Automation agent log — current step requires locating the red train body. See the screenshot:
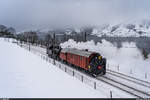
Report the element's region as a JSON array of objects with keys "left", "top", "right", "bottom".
[{"left": 59, "top": 48, "right": 106, "bottom": 75}]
